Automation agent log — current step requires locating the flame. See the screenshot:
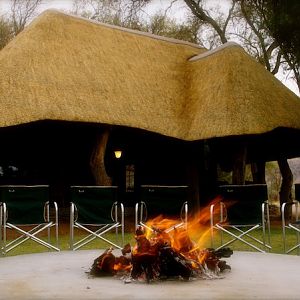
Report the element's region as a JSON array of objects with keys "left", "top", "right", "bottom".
[
  {"left": 113, "top": 263, "right": 131, "bottom": 272},
  {"left": 93, "top": 197, "right": 232, "bottom": 278},
  {"left": 134, "top": 196, "right": 227, "bottom": 267}
]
